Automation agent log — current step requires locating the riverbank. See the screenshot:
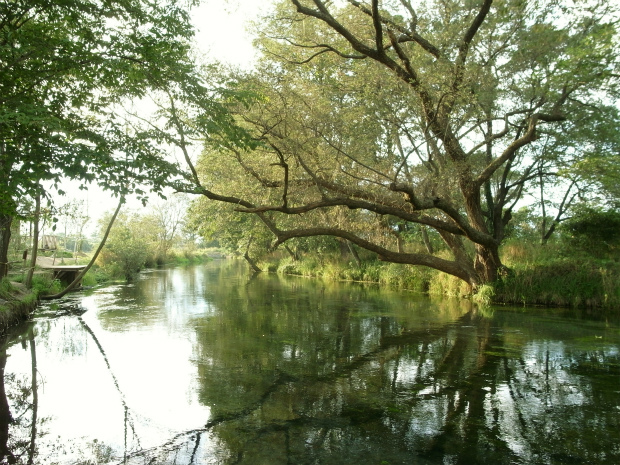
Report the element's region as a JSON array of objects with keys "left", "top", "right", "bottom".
[
  {"left": 260, "top": 250, "right": 620, "bottom": 310},
  {"left": 0, "top": 280, "right": 38, "bottom": 335},
  {"left": 0, "top": 255, "right": 80, "bottom": 334}
]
